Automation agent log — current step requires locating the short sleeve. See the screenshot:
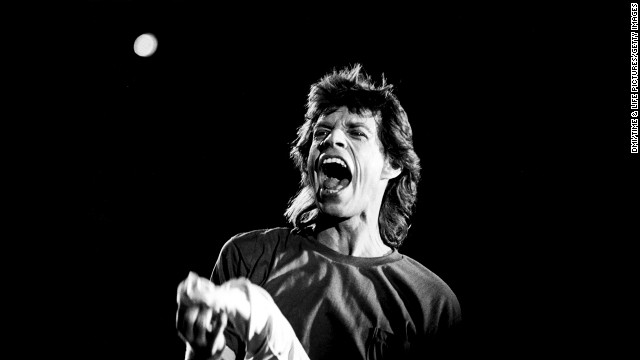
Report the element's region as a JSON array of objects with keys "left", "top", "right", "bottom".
[
  {"left": 207, "top": 229, "right": 286, "bottom": 359},
  {"left": 212, "top": 235, "right": 249, "bottom": 285},
  {"left": 210, "top": 238, "right": 247, "bottom": 358}
]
